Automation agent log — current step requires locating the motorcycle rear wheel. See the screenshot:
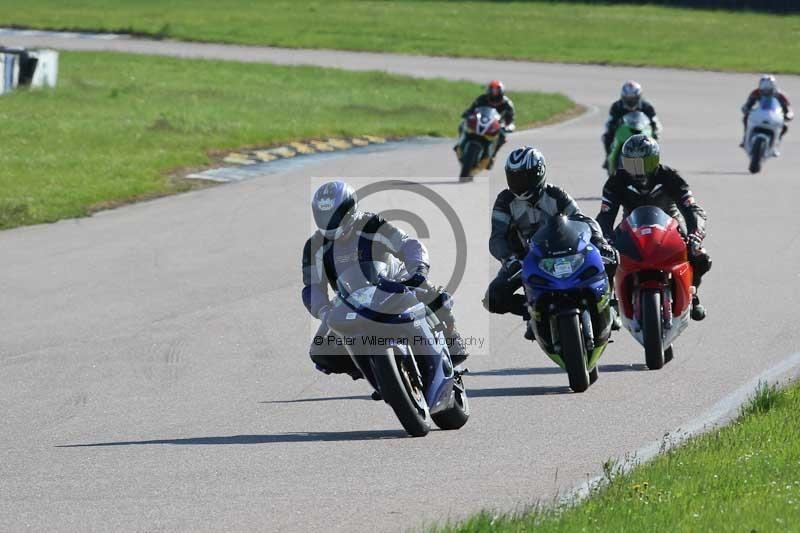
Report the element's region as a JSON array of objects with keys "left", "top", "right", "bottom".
[
  {"left": 642, "top": 289, "right": 665, "bottom": 370},
  {"left": 558, "top": 313, "right": 590, "bottom": 393},
  {"left": 372, "top": 350, "right": 431, "bottom": 437}
]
